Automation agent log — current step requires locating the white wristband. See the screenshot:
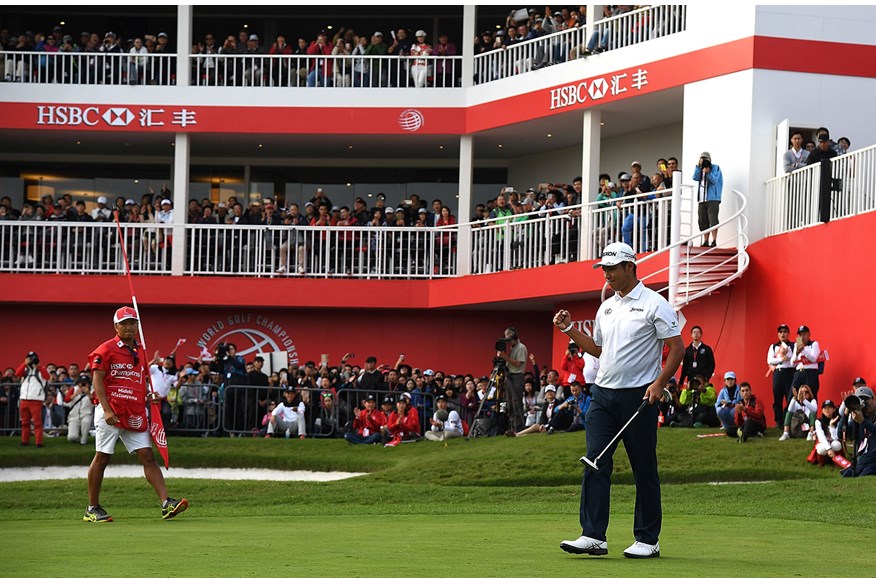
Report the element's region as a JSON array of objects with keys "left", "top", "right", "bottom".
[{"left": 559, "top": 323, "right": 574, "bottom": 333}]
